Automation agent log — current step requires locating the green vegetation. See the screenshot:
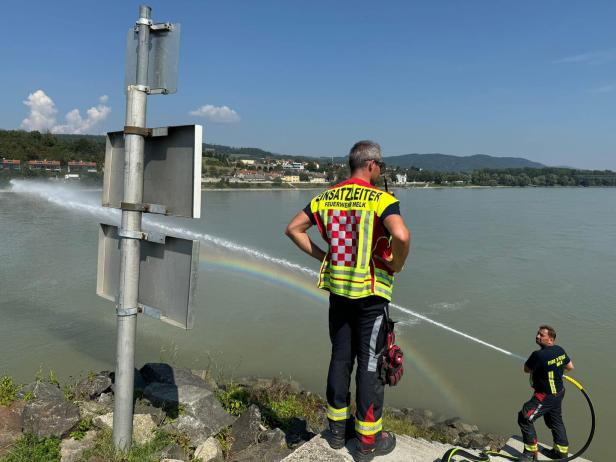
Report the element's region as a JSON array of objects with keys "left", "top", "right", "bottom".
[
  {"left": 78, "top": 428, "right": 181, "bottom": 462},
  {"left": 381, "top": 409, "right": 447, "bottom": 441},
  {"left": 0, "top": 130, "right": 103, "bottom": 164},
  {"left": 216, "top": 379, "right": 325, "bottom": 433},
  {"left": 397, "top": 166, "right": 616, "bottom": 187},
  {"left": 0, "top": 434, "right": 61, "bottom": 462},
  {"left": 0, "top": 376, "right": 20, "bottom": 406},
  {"left": 69, "top": 419, "right": 93, "bottom": 441}
]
